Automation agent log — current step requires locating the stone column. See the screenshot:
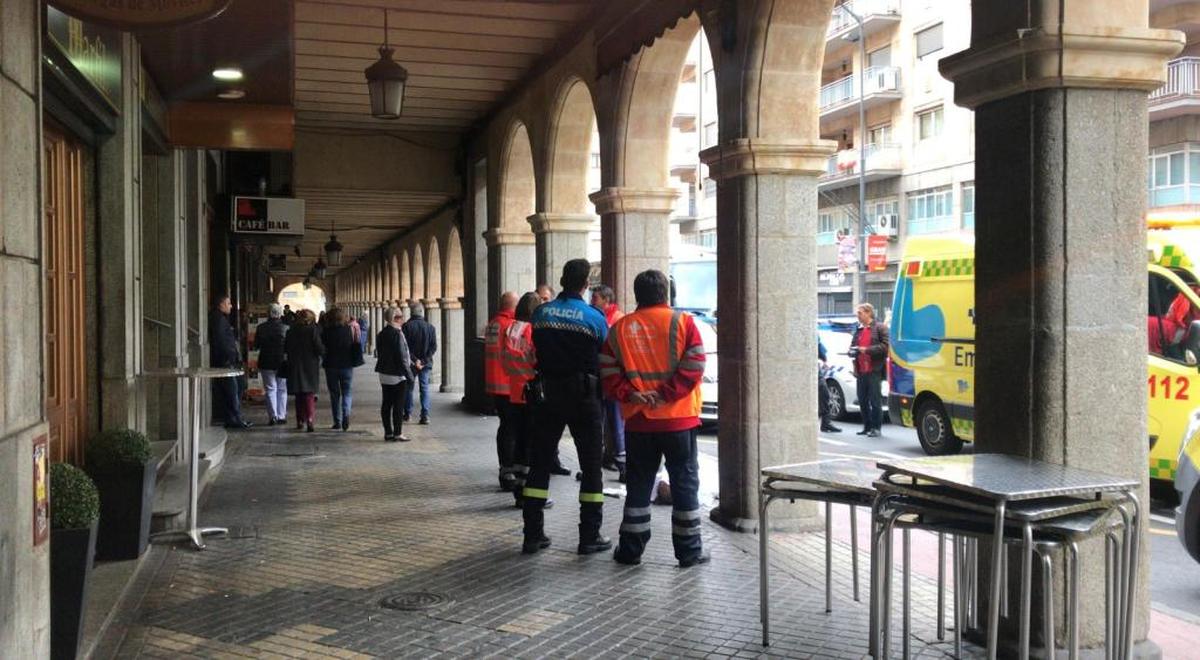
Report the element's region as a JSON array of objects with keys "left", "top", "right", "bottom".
[
  {"left": 398, "top": 299, "right": 410, "bottom": 322},
  {"left": 484, "top": 227, "right": 536, "bottom": 302},
  {"left": 939, "top": 4, "right": 1181, "bottom": 652},
  {"left": 699, "top": 141, "right": 834, "bottom": 531},
  {"left": 439, "top": 298, "right": 465, "bottom": 393},
  {"left": 373, "top": 304, "right": 384, "bottom": 353},
  {"left": 528, "top": 212, "right": 596, "bottom": 288},
  {"left": 98, "top": 34, "right": 146, "bottom": 432},
  {"left": 422, "top": 299, "right": 442, "bottom": 388},
  {"left": 588, "top": 188, "right": 676, "bottom": 310}
]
